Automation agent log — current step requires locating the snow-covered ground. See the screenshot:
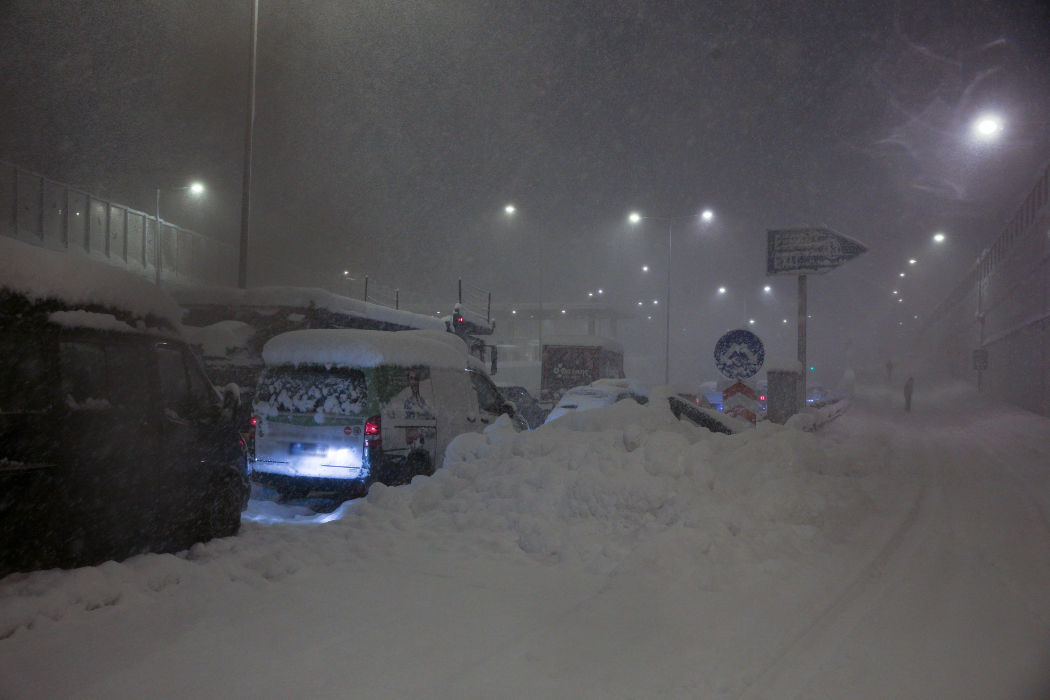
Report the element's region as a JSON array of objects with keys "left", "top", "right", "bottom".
[{"left": 2, "top": 378, "right": 1050, "bottom": 699}]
